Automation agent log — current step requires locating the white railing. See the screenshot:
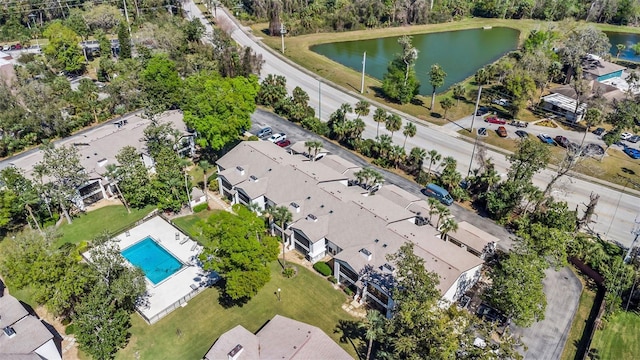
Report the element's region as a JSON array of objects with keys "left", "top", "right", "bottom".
[{"left": 137, "top": 286, "right": 207, "bottom": 325}]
